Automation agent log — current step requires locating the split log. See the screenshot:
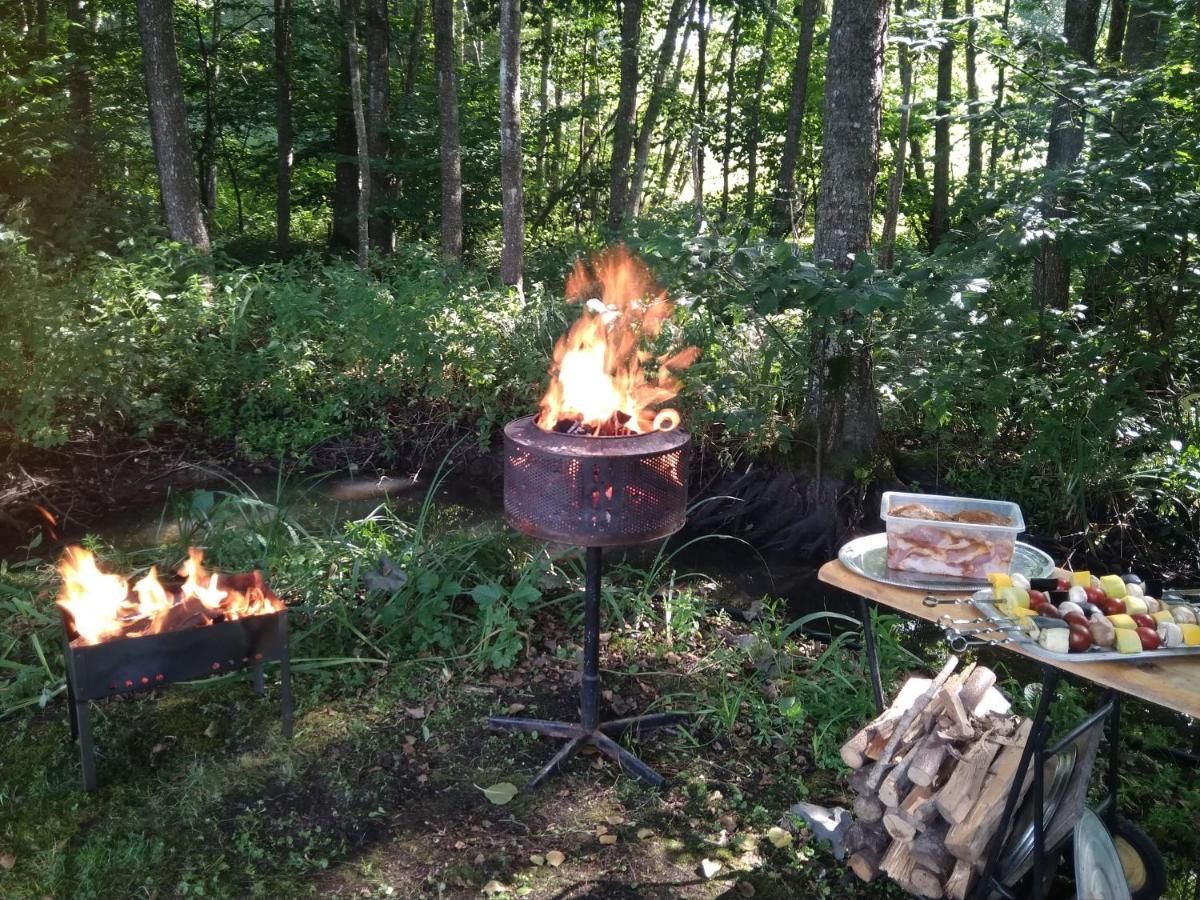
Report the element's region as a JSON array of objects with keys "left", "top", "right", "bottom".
[
  {"left": 866, "top": 656, "right": 959, "bottom": 791},
  {"left": 882, "top": 807, "right": 921, "bottom": 842},
  {"left": 840, "top": 677, "right": 933, "bottom": 768},
  {"left": 907, "top": 737, "right": 949, "bottom": 788},
  {"left": 958, "top": 665, "right": 996, "bottom": 712},
  {"left": 900, "top": 783, "right": 940, "bottom": 826},
  {"left": 849, "top": 849, "right": 883, "bottom": 882},
  {"left": 945, "top": 859, "right": 976, "bottom": 900},
  {"left": 935, "top": 727, "right": 1006, "bottom": 825},
  {"left": 880, "top": 838, "right": 919, "bottom": 891},
  {"left": 911, "top": 821, "right": 955, "bottom": 877},
  {"left": 944, "top": 719, "right": 1034, "bottom": 860},
  {"left": 878, "top": 739, "right": 923, "bottom": 807},
  {"left": 973, "top": 685, "right": 1012, "bottom": 717}
]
